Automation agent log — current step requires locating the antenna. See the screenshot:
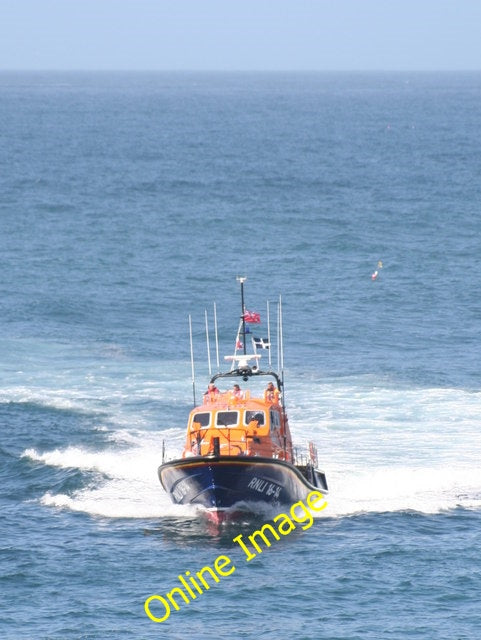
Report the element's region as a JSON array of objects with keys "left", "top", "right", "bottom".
[
  {"left": 279, "top": 294, "right": 284, "bottom": 380},
  {"left": 189, "top": 315, "right": 196, "bottom": 406},
  {"left": 278, "top": 294, "right": 287, "bottom": 458},
  {"left": 266, "top": 300, "right": 272, "bottom": 368},
  {"left": 213, "top": 302, "right": 220, "bottom": 371},
  {"left": 276, "top": 300, "right": 281, "bottom": 373},
  {"left": 205, "top": 309, "right": 212, "bottom": 376}
]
